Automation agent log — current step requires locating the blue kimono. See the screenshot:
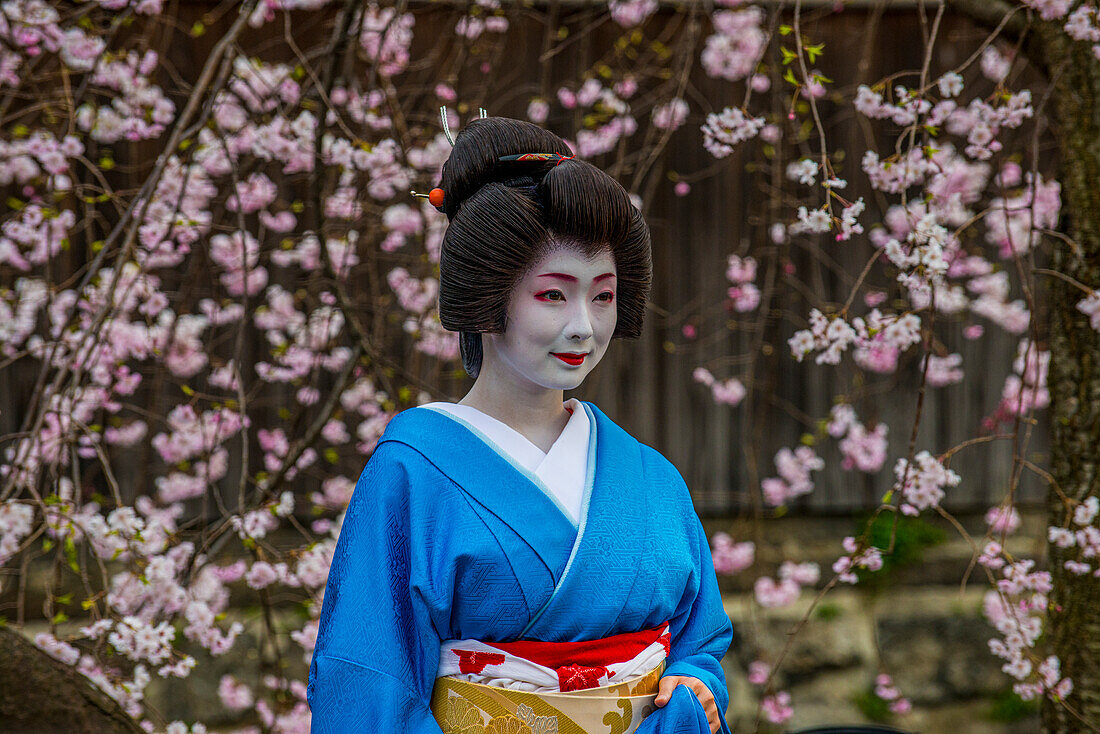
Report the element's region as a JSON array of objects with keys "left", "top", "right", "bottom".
[{"left": 307, "top": 401, "right": 732, "bottom": 733}]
